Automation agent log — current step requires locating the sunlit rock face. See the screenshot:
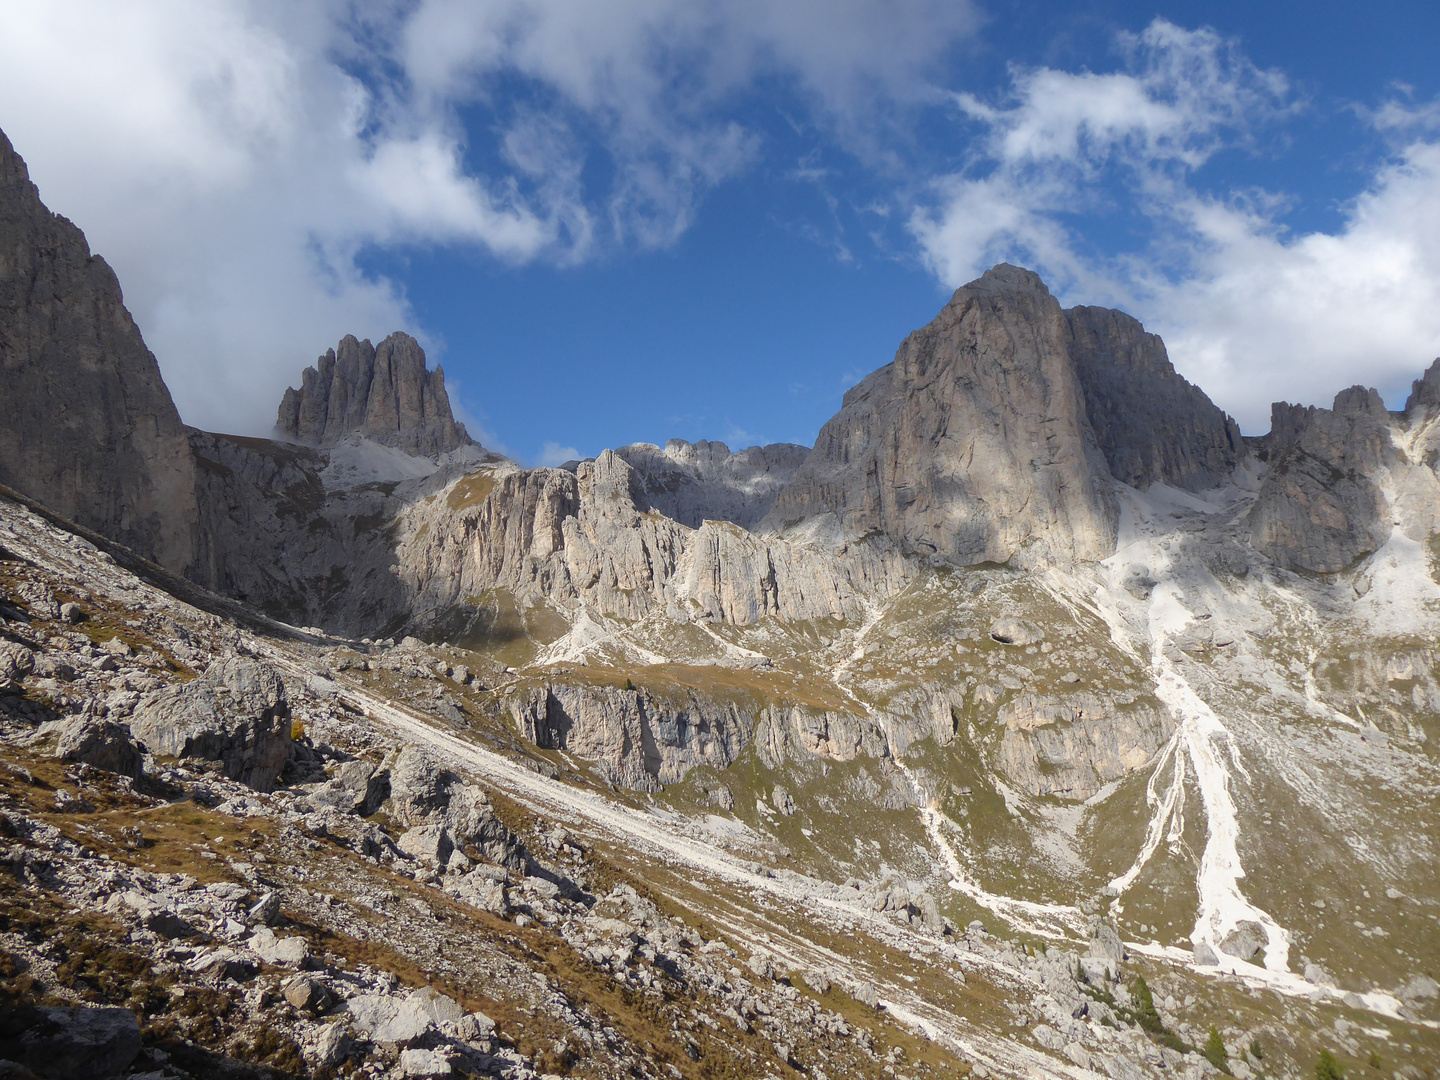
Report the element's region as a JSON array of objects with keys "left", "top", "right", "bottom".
[
  {"left": 276, "top": 331, "right": 471, "bottom": 459},
  {"left": 762, "top": 265, "right": 1120, "bottom": 566}
]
